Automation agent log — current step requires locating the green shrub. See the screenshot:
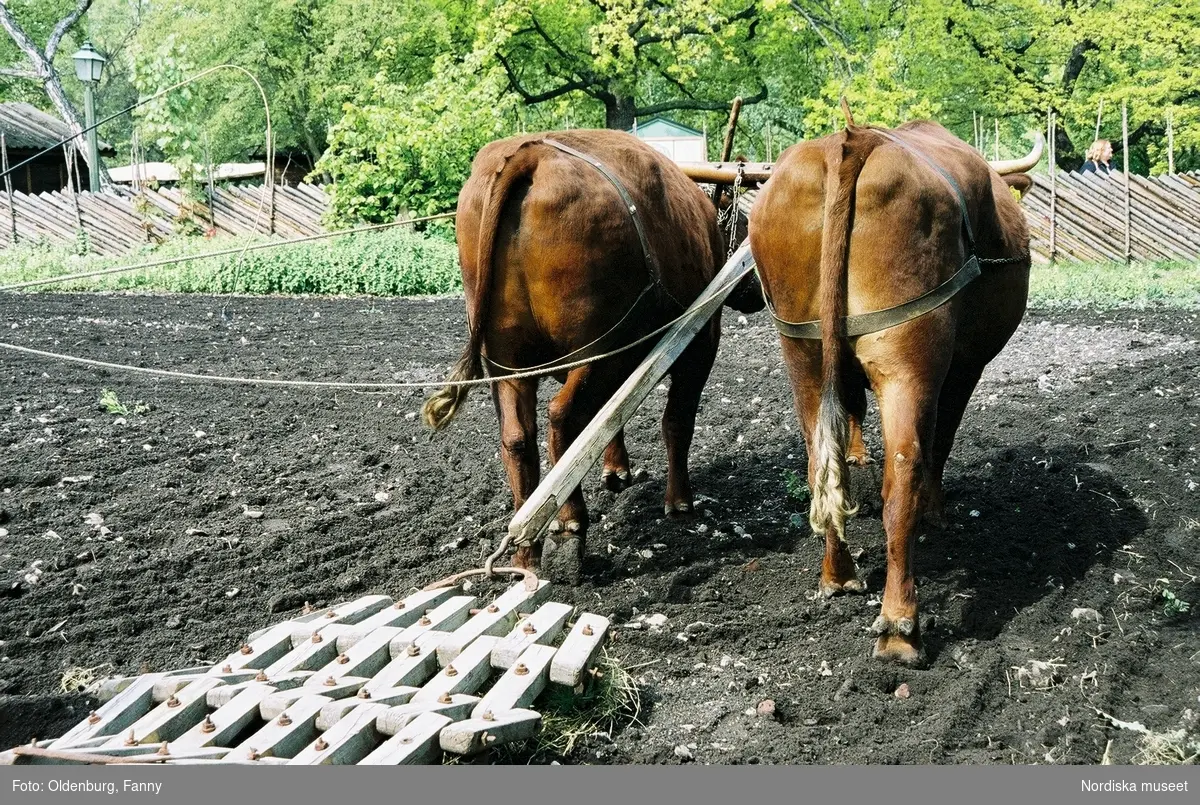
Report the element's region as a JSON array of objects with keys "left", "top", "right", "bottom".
[
  {"left": 0, "top": 228, "right": 461, "bottom": 297},
  {"left": 1029, "top": 260, "right": 1200, "bottom": 309}
]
